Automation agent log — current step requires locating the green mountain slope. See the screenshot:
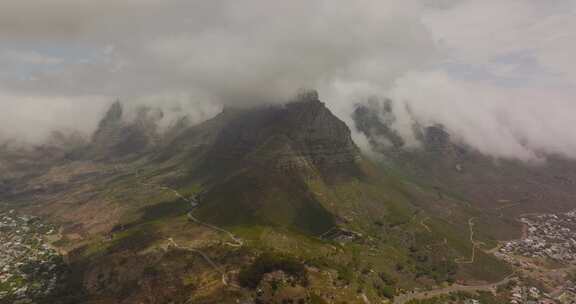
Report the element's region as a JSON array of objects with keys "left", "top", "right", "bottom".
[{"left": 0, "top": 93, "right": 514, "bottom": 304}]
